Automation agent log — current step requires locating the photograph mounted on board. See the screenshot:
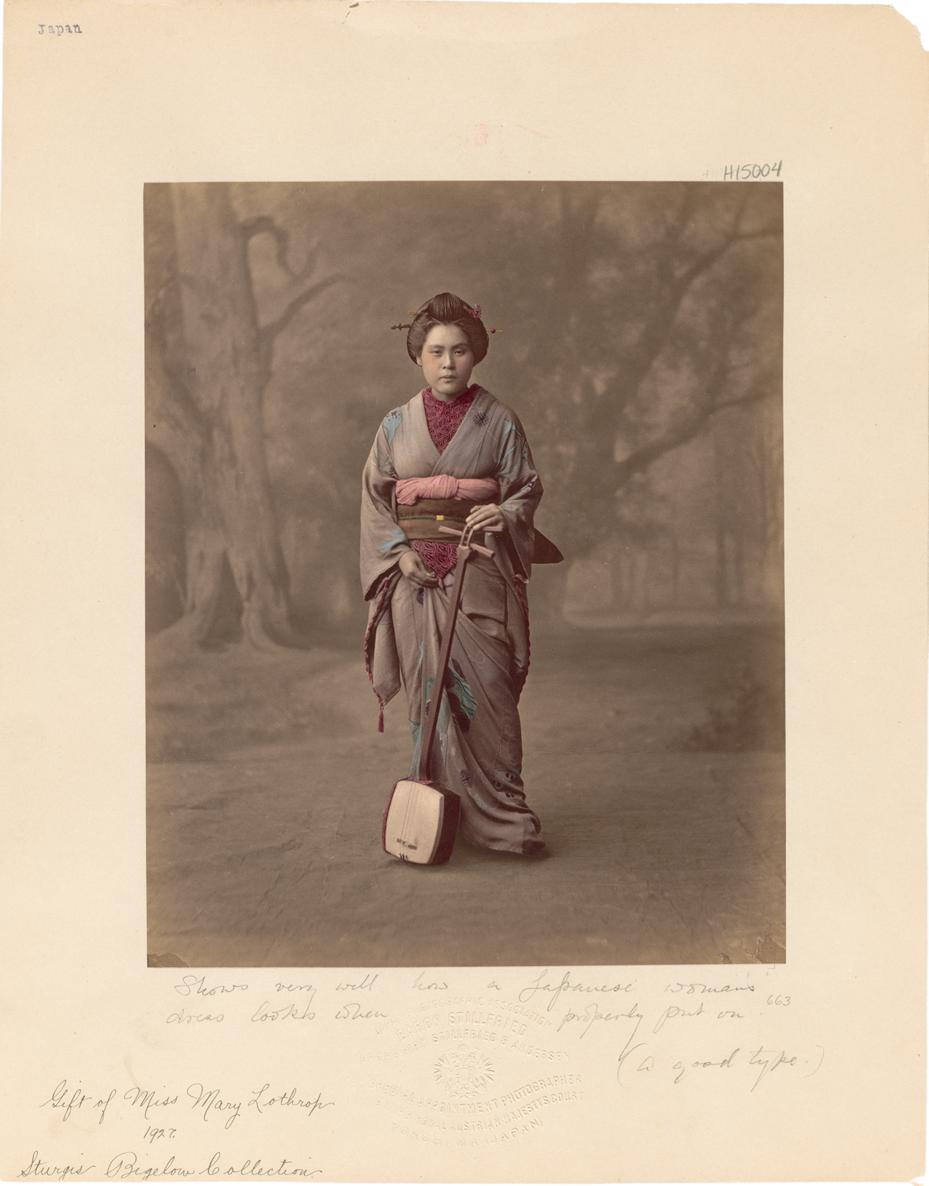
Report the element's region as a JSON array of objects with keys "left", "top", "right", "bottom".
[{"left": 145, "top": 180, "right": 784, "bottom": 969}]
